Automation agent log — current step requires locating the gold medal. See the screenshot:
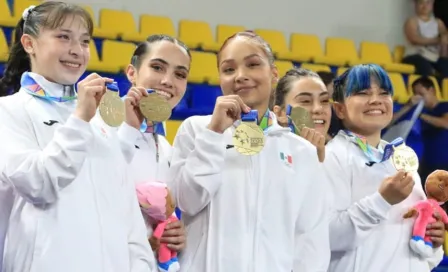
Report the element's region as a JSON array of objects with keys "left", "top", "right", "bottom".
[
  {"left": 232, "top": 122, "right": 265, "bottom": 155},
  {"left": 288, "top": 106, "right": 314, "bottom": 135},
  {"left": 391, "top": 144, "right": 419, "bottom": 172},
  {"left": 139, "top": 92, "right": 172, "bottom": 122},
  {"left": 99, "top": 89, "right": 125, "bottom": 127}
]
